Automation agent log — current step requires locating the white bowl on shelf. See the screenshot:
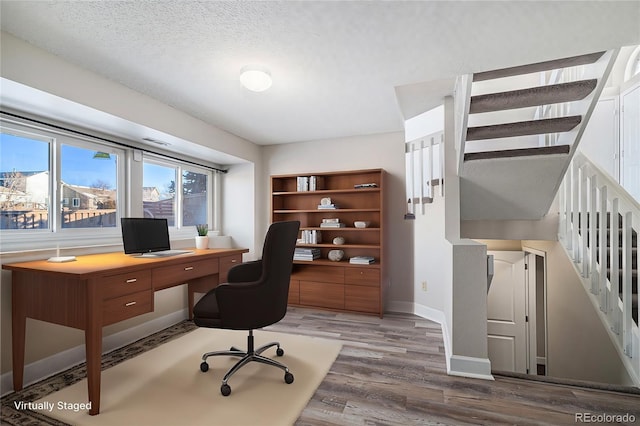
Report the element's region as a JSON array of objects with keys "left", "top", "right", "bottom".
[{"left": 354, "top": 221, "right": 370, "bottom": 228}]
